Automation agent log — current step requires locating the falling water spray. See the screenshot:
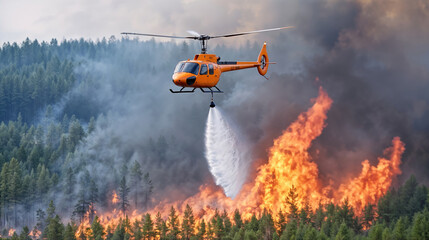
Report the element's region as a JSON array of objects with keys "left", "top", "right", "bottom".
[{"left": 205, "top": 107, "right": 249, "bottom": 199}]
